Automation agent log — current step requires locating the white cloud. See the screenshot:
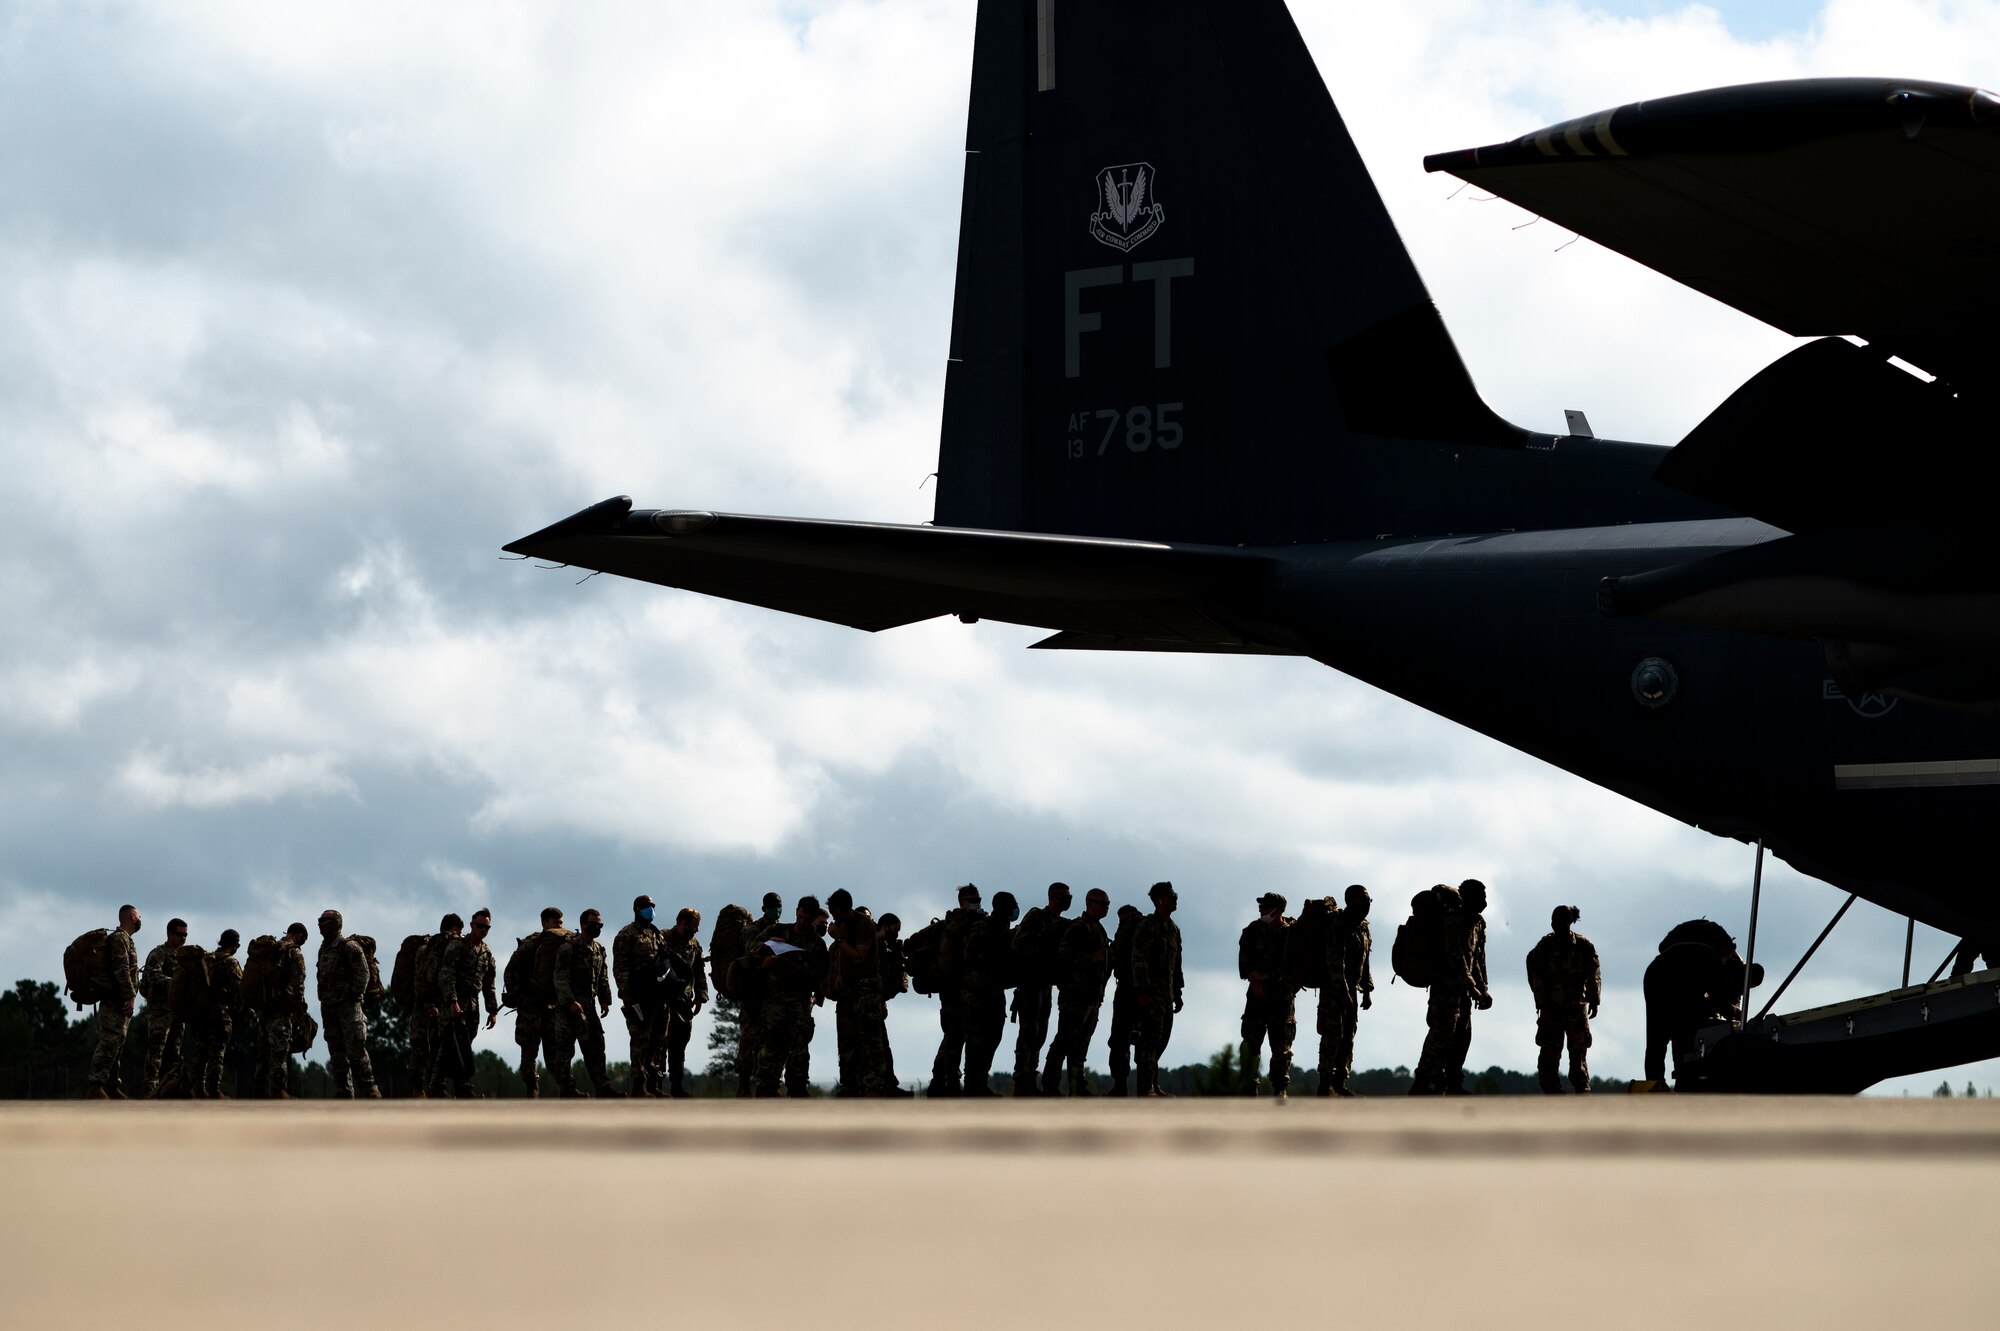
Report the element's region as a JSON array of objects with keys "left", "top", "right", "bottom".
[{"left": 2, "top": 1, "right": 1995, "bottom": 1094}]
